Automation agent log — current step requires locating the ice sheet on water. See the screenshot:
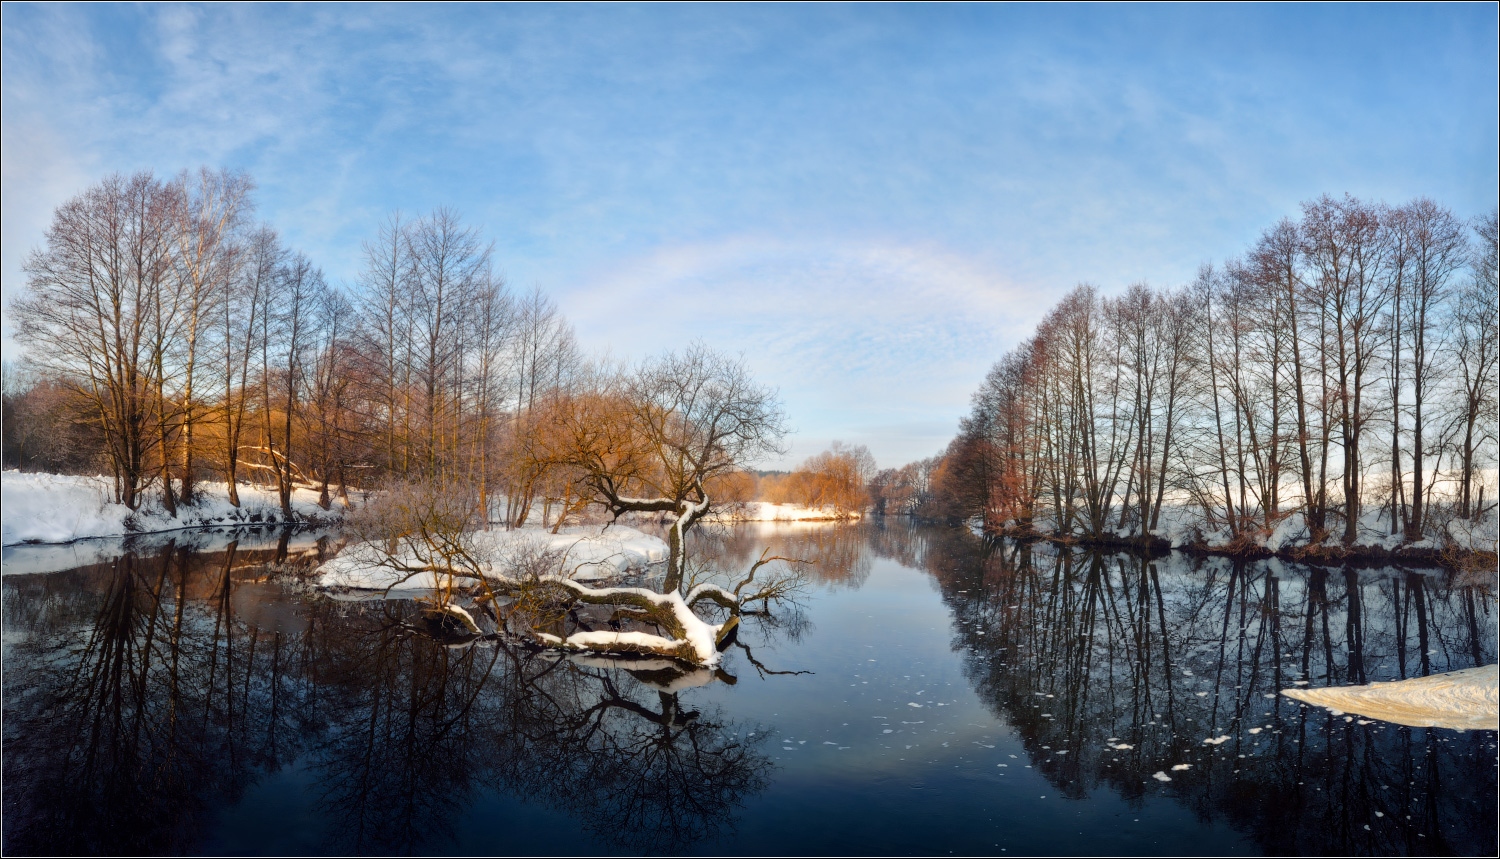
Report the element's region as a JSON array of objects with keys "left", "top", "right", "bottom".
[{"left": 1281, "top": 666, "right": 1498, "bottom": 731}]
